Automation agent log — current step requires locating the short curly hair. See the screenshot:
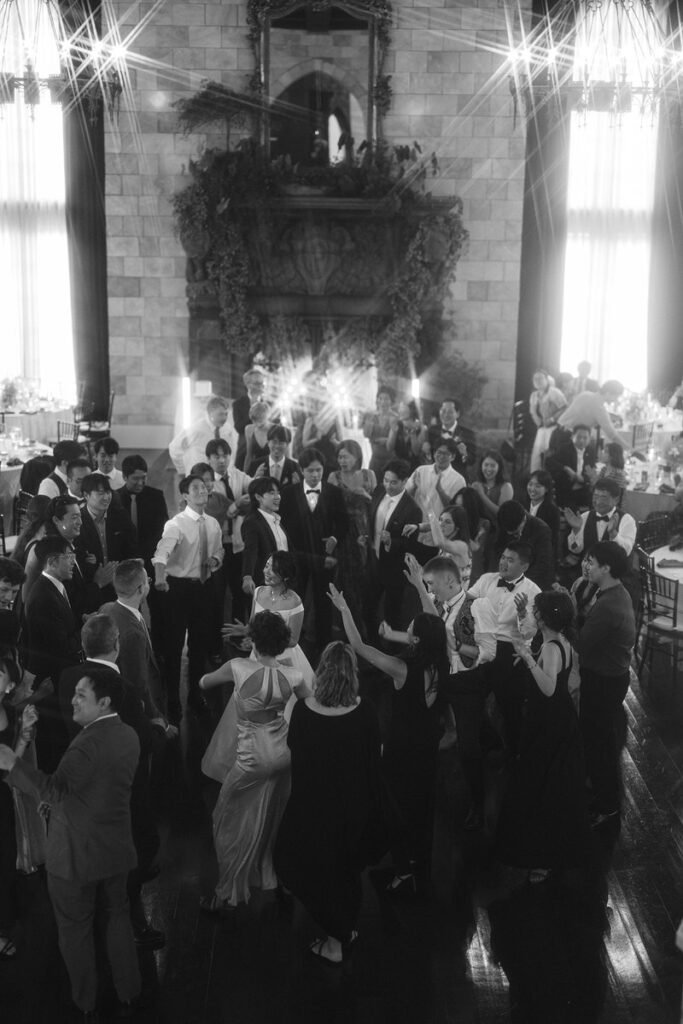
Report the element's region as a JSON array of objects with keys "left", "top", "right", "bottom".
[{"left": 249, "top": 610, "right": 290, "bottom": 657}]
